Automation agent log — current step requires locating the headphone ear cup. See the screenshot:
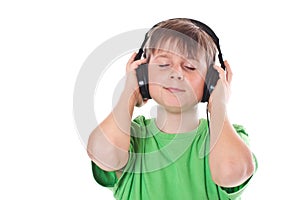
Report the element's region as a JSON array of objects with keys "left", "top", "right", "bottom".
[
  {"left": 136, "top": 63, "right": 151, "bottom": 100},
  {"left": 201, "top": 65, "right": 220, "bottom": 102}
]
